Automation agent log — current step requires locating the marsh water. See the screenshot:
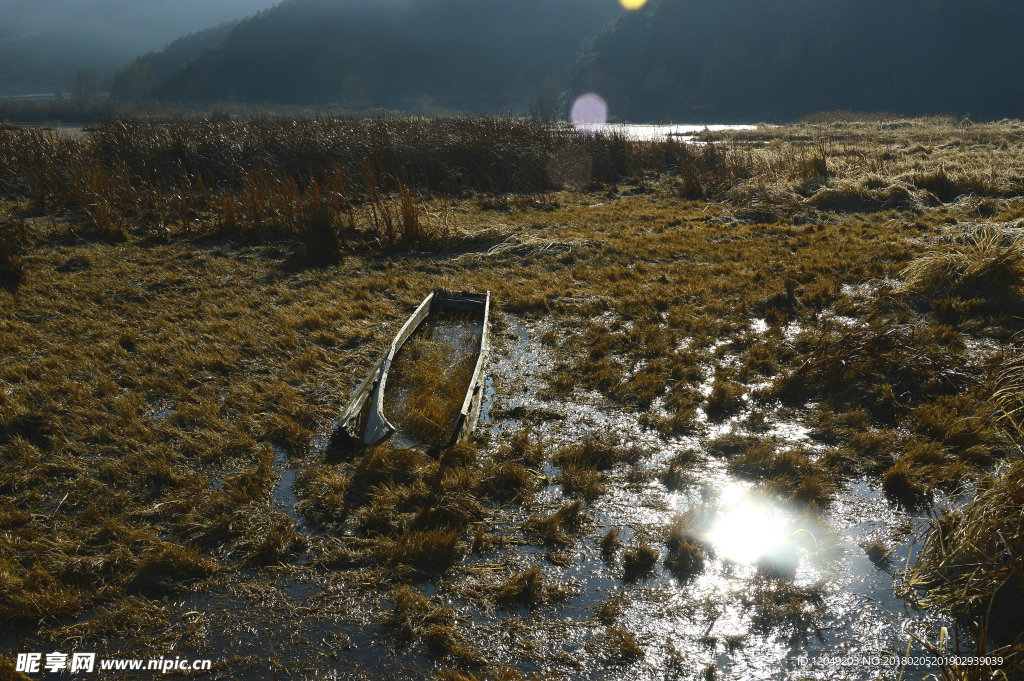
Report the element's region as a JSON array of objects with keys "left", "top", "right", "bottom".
[
  {"left": 201, "top": 316, "right": 973, "bottom": 681},
  {"left": 474, "top": 320, "right": 963, "bottom": 680},
  {"left": 589, "top": 123, "right": 757, "bottom": 142}
]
